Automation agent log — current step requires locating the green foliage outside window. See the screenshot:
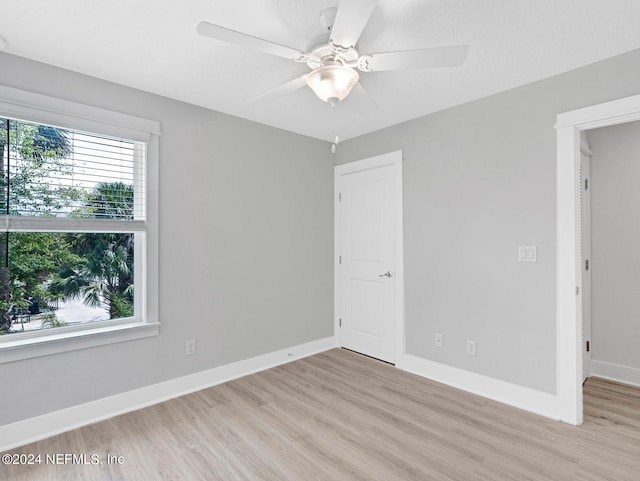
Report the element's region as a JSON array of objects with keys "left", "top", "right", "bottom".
[{"left": 0, "top": 118, "right": 135, "bottom": 334}]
